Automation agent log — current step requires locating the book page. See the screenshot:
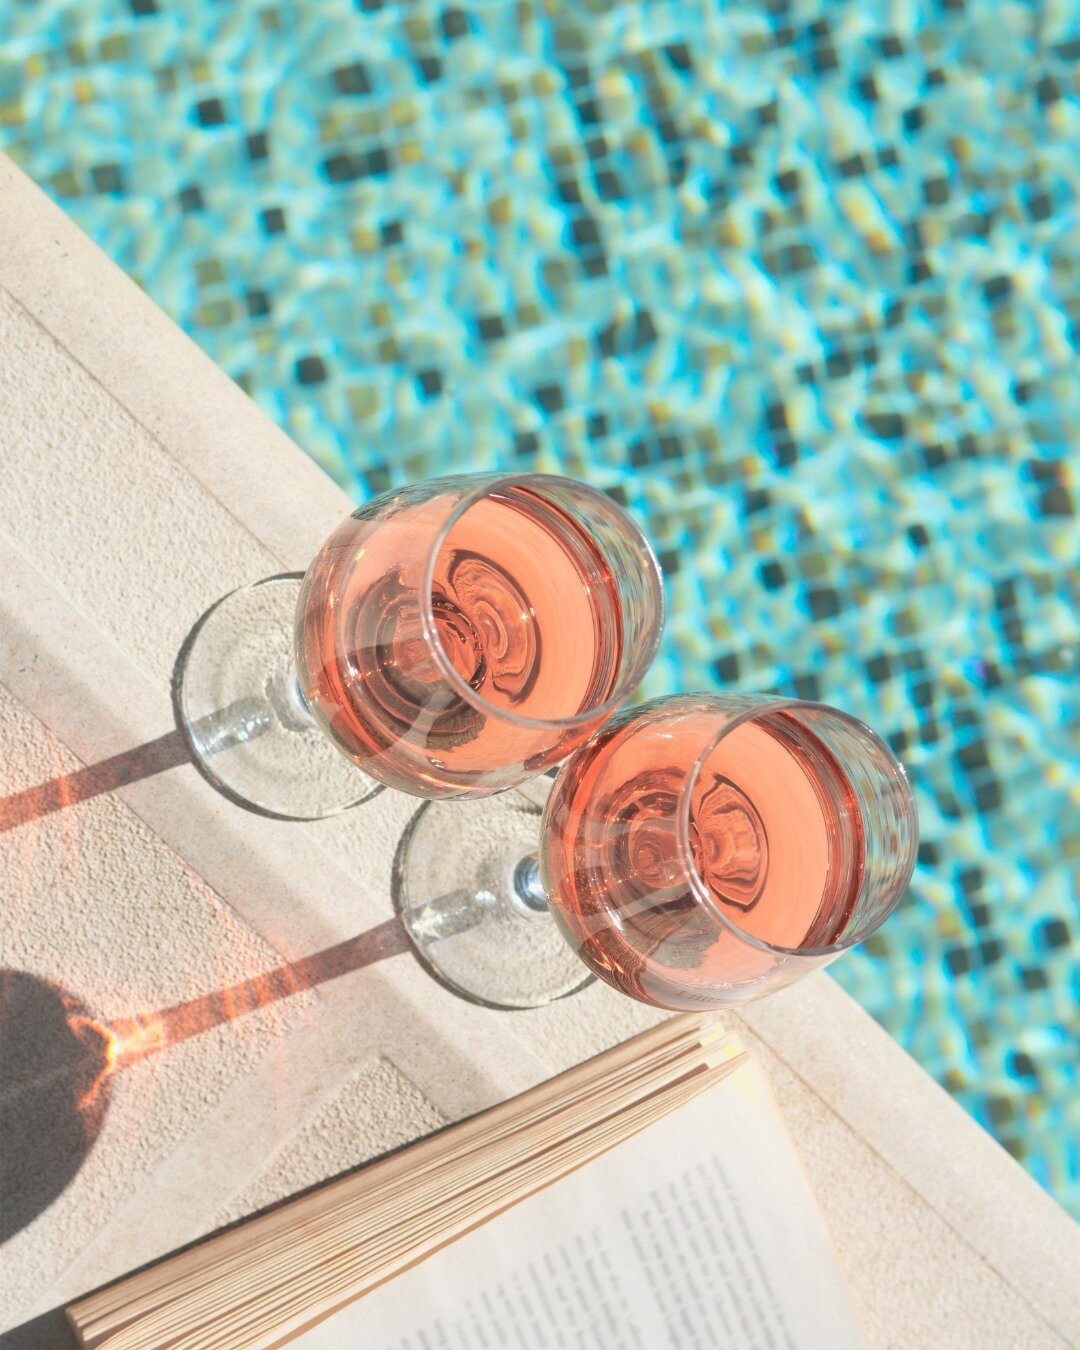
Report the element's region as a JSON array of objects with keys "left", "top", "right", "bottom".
[{"left": 294, "top": 1058, "right": 864, "bottom": 1349}]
